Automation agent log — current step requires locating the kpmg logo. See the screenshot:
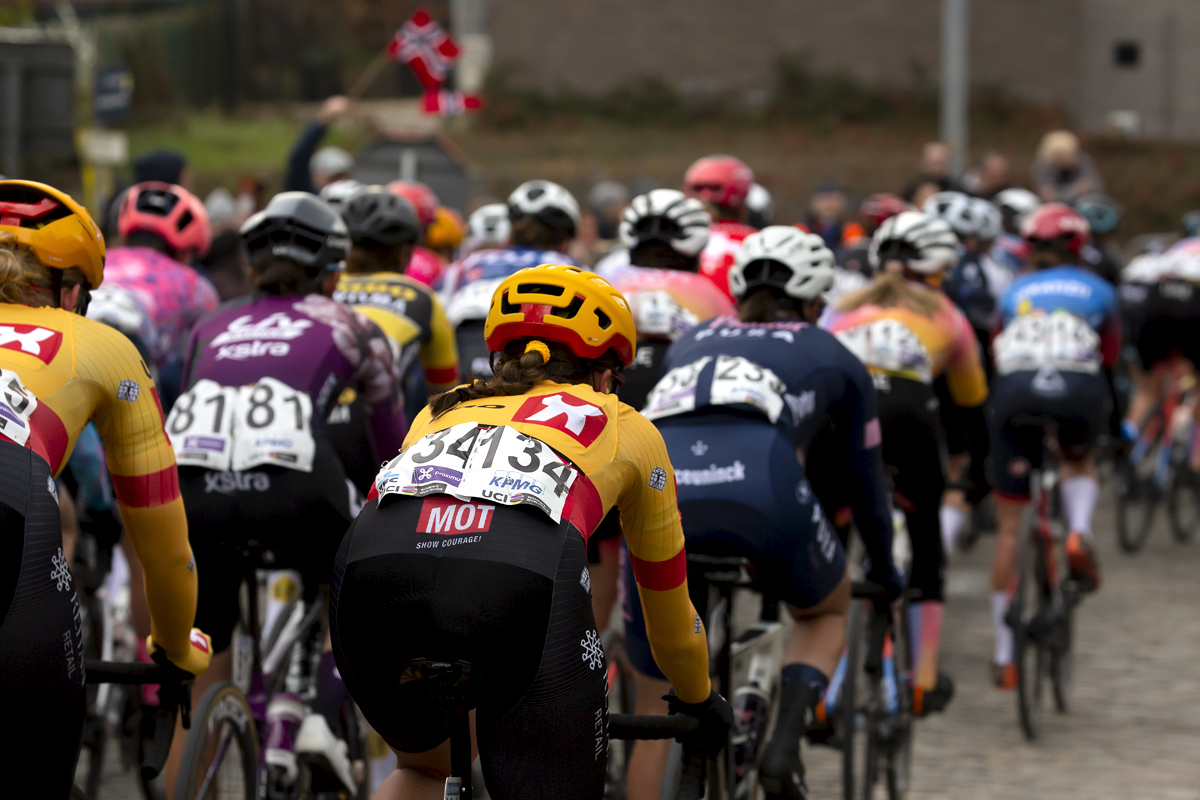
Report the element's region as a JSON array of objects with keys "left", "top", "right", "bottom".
[{"left": 487, "top": 470, "right": 546, "bottom": 495}]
